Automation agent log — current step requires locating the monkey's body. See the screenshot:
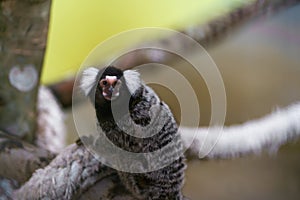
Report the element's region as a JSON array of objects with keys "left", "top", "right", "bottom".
[{"left": 80, "top": 66, "right": 186, "bottom": 199}]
